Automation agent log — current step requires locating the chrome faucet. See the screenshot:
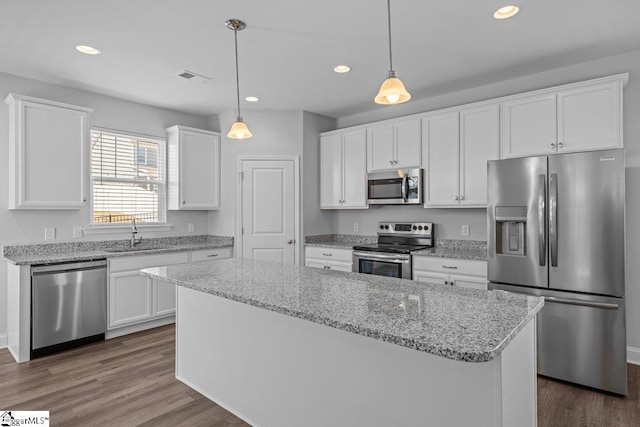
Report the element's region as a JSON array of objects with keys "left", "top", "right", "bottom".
[{"left": 131, "top": 219, "right": 143, "bottom": 248}]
